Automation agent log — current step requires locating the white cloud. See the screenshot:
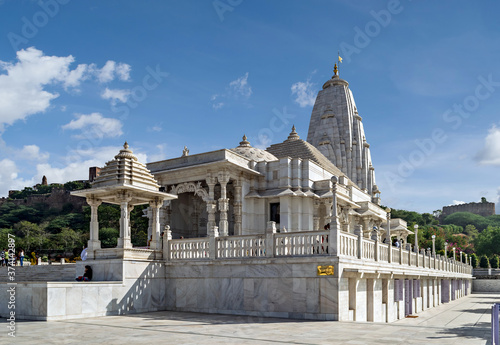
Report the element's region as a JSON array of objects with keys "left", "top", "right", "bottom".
[
  {"left": 148, "top": 144, "right": 167, "bottom": 162},
  {"left": 101, "top": 87, "right": 131, "bottom": 105},
  {"left": 0, "top": 47, "right": 87, "bottom": 130},
  {"left": 496, "top": 188, "right": 500, "bottom": 215},
  {"left": 62, "top": 113, "right": 123, "bottom": 139},
  {"left": 97, "top": 61, "right": 116, "bottom": 83},
  {"left": 96, "top": 60, "right": 131, "bottom": 83},
  {"left": 151, "top": 125, "right": 162, "bottom": 132},
  {"left": 19, "top": 145, "right": 49, "bottom": 161},
  {"left": 116, "top": 63, "right": 131, "bottom": 81},
  {"left": 475, "top": 125, "right": 500, "bottom": 165},
  {"left": 452, "top": 200, "right": 466, "bottom": 205},
  {"left": 35, "top": 145, "right": 148, "bottom": 187},
  {"left": 210, "top": 73, "right": 252, "bottom": 109},
  {"left": 0, "top": 47, "right": 132, "bottom": 133},
  {"left": 212, "top": 102, "right": 224, "bottom": 110},
  {"left": 229, "top": 72, "right": 252, "bottom": 98},
  {"left": 291, "top": 80, "right": 316, "bottom": 107},
  {"left": 0, "top": 159, "right": 35, "bottom": 197}
]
